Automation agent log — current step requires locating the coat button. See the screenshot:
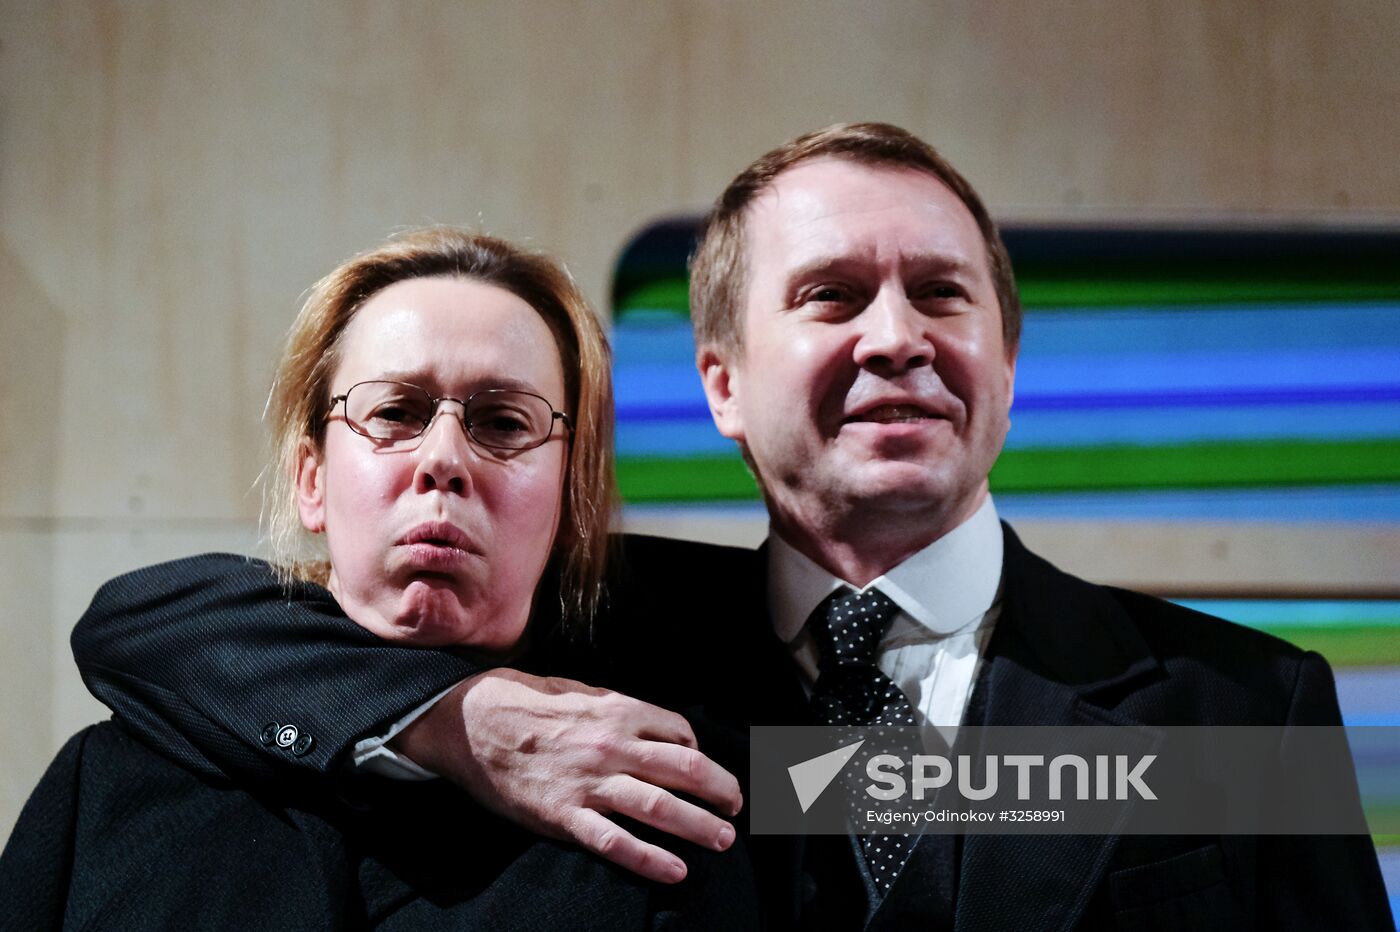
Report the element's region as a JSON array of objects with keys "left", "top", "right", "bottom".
[
  {"left": 275, "top": 724, "right": 299, "bottom": 748},
  {"left": 292, "top": 732, "right": 315, "bottom": 757},
  {"left": 259, "top": 722, "right": 279, "bottom": 746}
]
